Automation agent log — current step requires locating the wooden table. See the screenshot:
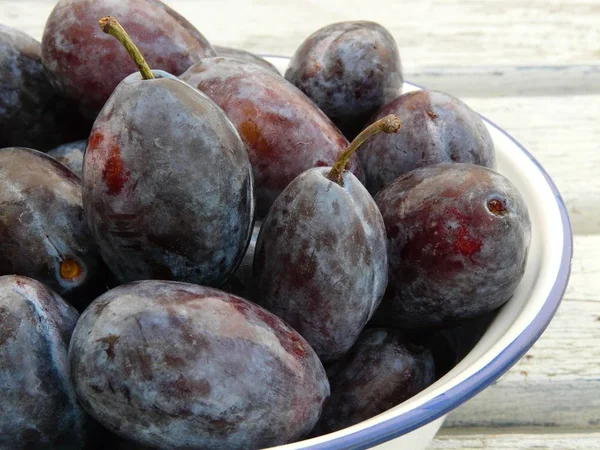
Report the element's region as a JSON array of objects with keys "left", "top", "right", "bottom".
[{"left": 3, "top": 1, "right": 598, "bottom": 448}]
